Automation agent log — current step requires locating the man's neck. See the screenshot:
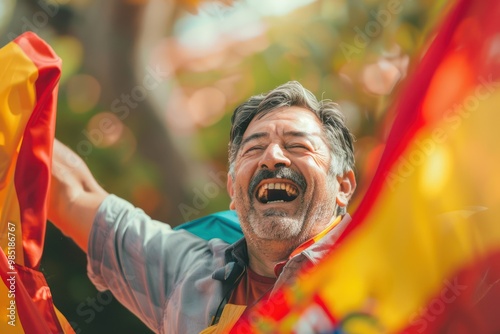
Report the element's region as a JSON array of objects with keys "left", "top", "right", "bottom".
[
  {"left": 246, "top": 240, "right": 296, "bottom": 278},
  {"left": 244, "top": 215, "right": 344, "bottom": 277}
]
